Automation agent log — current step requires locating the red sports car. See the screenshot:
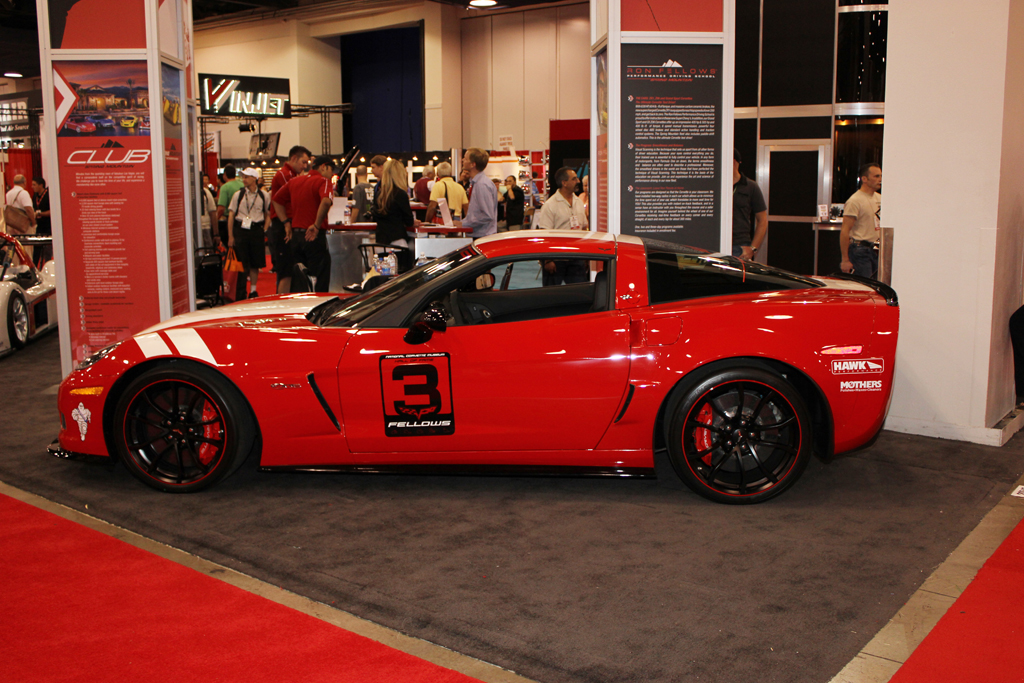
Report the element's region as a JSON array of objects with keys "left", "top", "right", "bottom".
[
  {"left": 53, "top": 230, "right": 899, "bottom": 504},
  {"left": 64, "top": 119, "right": 97, "bottom": 133}
]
